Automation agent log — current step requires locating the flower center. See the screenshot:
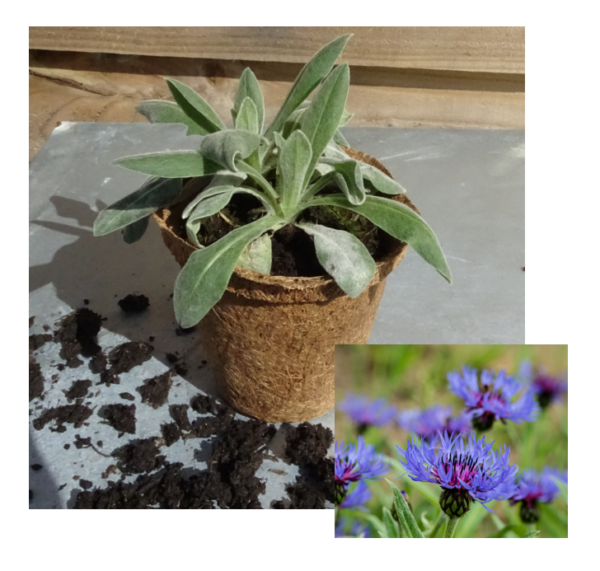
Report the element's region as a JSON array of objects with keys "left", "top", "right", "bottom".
[
  {"left": 335, "top": 458, "right": 360, "bottom": 486},
  {"left": 433, "top": 453, "right": 481, "bottom": 489}
]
